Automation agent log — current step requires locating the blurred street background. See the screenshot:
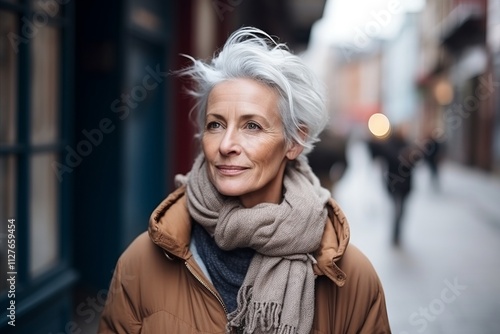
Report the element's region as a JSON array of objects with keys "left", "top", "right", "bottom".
[
  {"left": 334, "top": 139, "right": 500, "bottom": 334},
  {"left": 1, "top": 0, "right": 500, "bottom": 333}
]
